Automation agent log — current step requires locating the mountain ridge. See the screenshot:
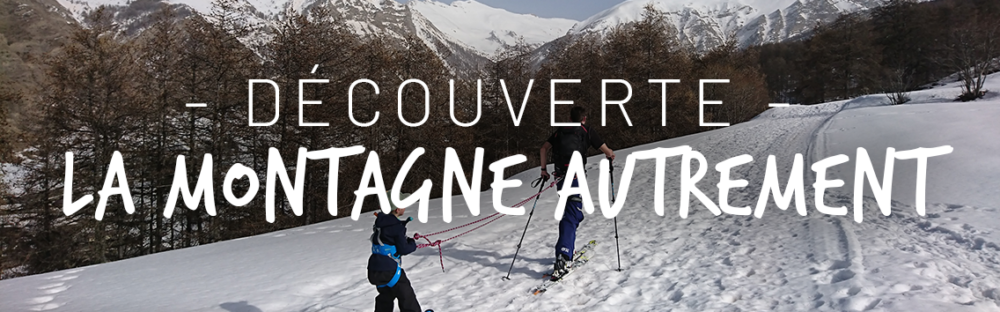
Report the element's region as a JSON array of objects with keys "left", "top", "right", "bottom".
[
  {"left": 569, "top": 0, "right": 886, "bottom": 51},
  {"left": 49, "top": 0, "right": 897, "bottom": 73}
]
